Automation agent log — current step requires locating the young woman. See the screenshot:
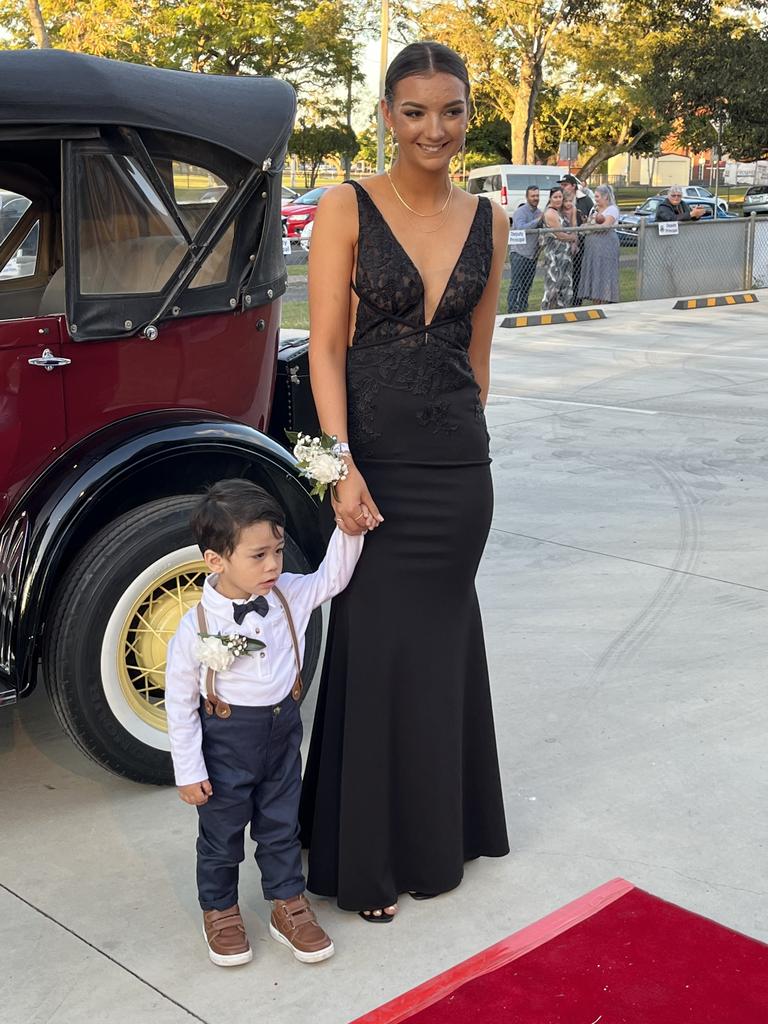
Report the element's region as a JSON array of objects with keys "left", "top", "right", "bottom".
[
  {"left": 579, "top": 184, "right": 620, "bottom": 304},
  {"left": 298, "top": 41, "right": 510, "bottom": 921},
  {"left": 541, "top": 186, "right": 576, "bottom": 310}
]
